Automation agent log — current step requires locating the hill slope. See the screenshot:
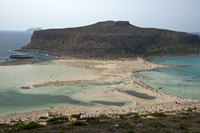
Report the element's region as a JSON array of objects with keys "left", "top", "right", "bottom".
[{"left": 20, "top": 21, "right": 200, "bottom": 58}]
